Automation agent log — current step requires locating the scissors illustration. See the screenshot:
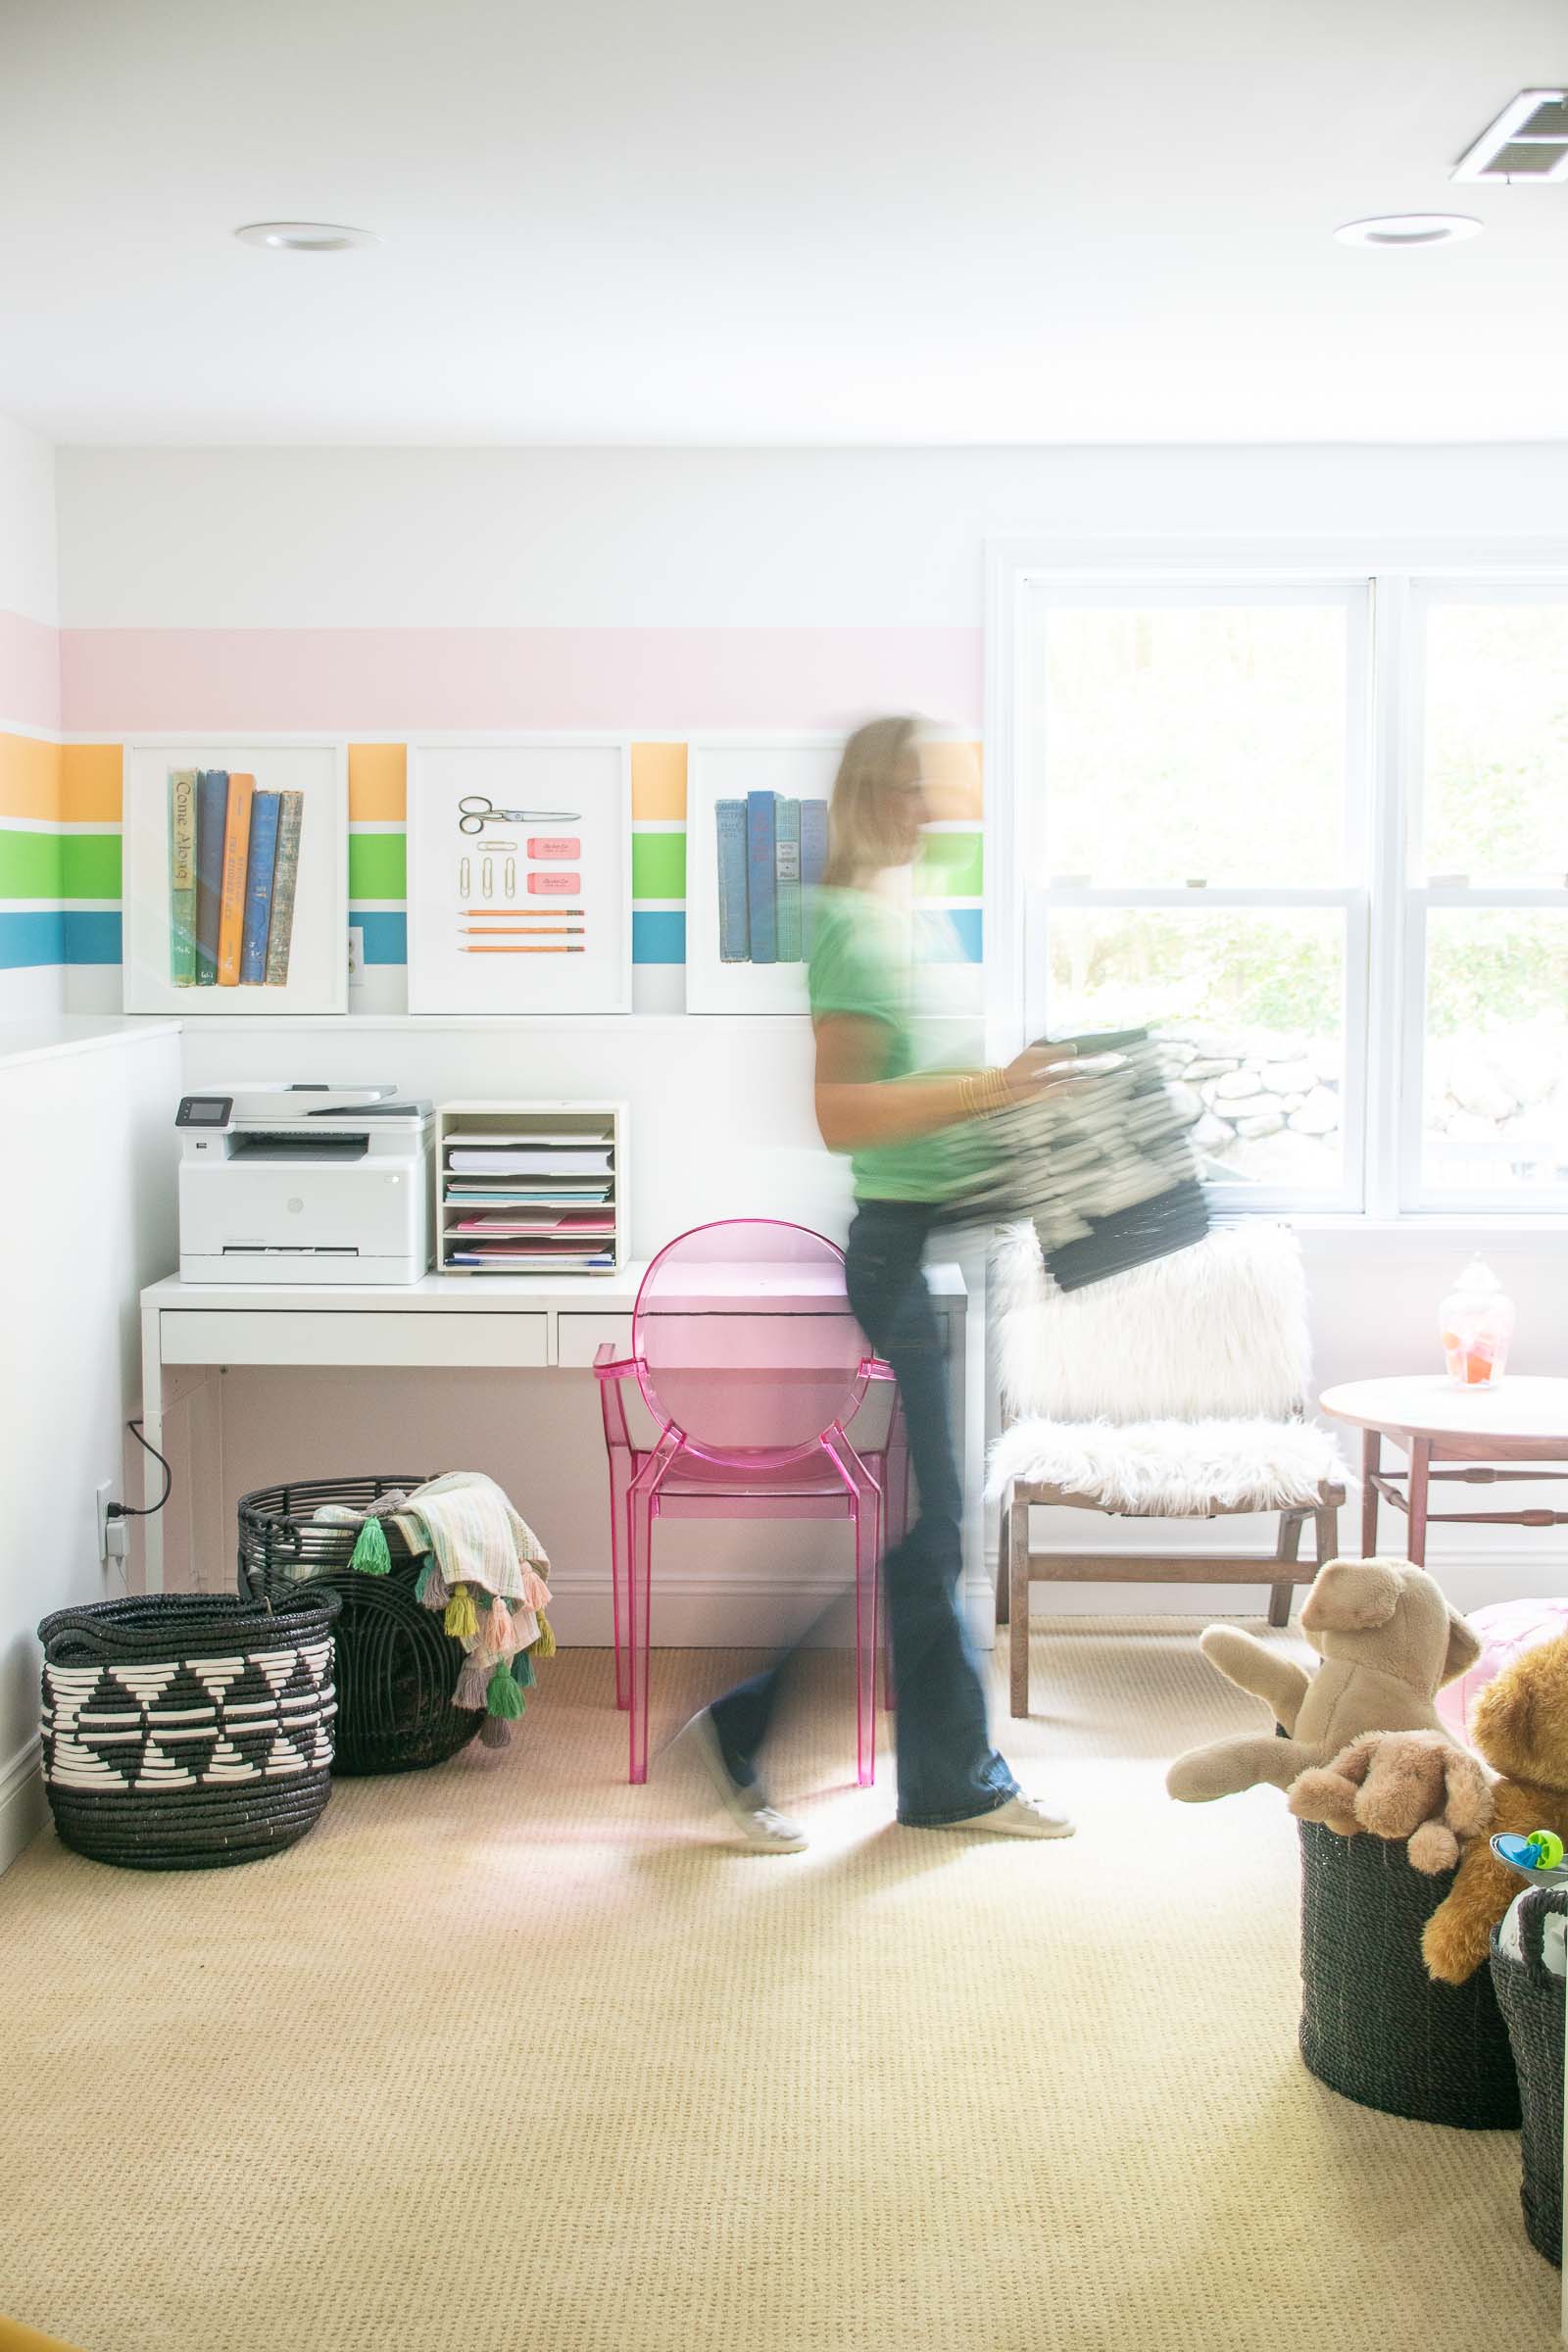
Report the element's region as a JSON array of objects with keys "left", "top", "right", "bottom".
[{"left": 458, "top": 796, "right": 582, "bottom": 835}]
